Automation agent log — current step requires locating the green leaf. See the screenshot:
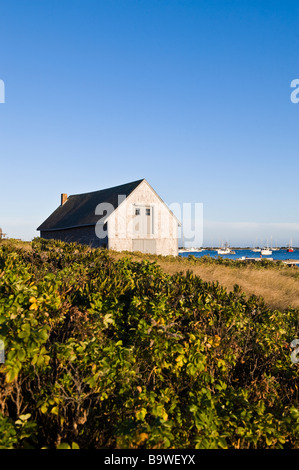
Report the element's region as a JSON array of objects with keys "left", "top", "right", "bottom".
[
  {"left": 17, "top": 348, "right": 26, "bottom": 361},
  {"left": 51, "top": 406, "right": 59, "bottom": 415},
  {"left": 57, "top": 443, "right": 71, "bottom": 449},
  {"left": 136, "top": 408, "right": 147, "bottom": 421},
  {"left": 5, "top": 367, "right": 19, "bottom": 383},
  {"left": 40, "top": 403, "right": 48, "bottom": 414}
]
